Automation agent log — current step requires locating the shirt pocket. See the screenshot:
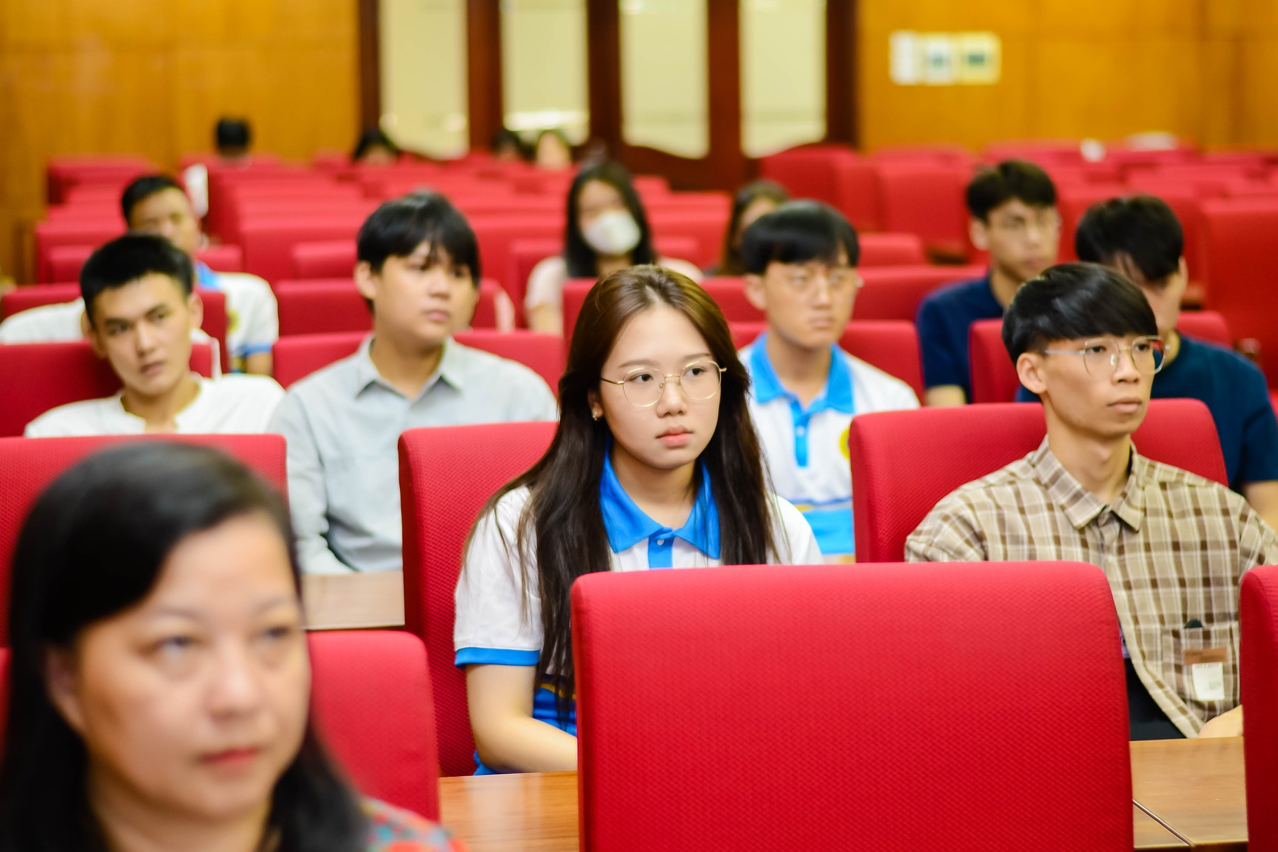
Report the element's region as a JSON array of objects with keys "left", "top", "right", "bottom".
[{"left": 1160, "top": 621, "right": 1240, "bottom": 720}]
